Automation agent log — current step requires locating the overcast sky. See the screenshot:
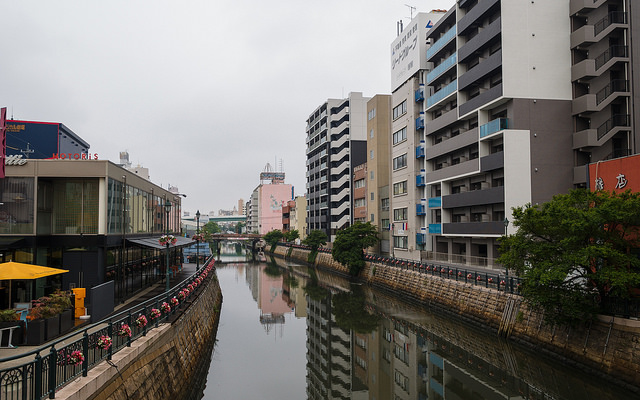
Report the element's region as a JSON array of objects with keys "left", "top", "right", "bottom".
[{"left": 0, "top": 0, "right": 454, "bottom": 215}]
